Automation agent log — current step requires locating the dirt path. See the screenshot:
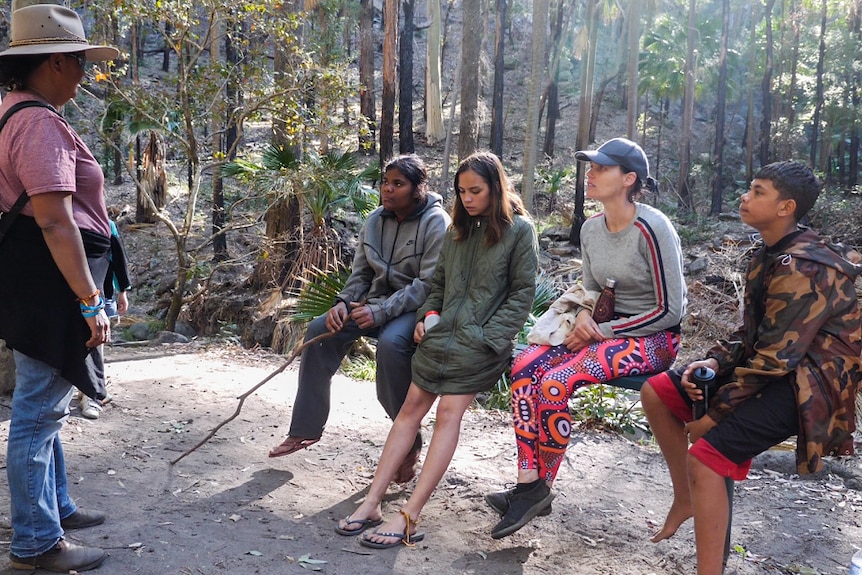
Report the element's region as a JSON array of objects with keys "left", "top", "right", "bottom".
[{"left": 0, "top": 342, "right": 859, "bottom": 575}]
